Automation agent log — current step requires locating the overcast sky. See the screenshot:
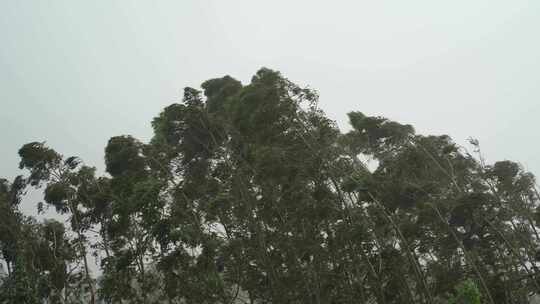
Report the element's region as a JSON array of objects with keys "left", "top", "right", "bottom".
[{"left": 1, "top": 1, "right": 539, "bottom": 215}]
